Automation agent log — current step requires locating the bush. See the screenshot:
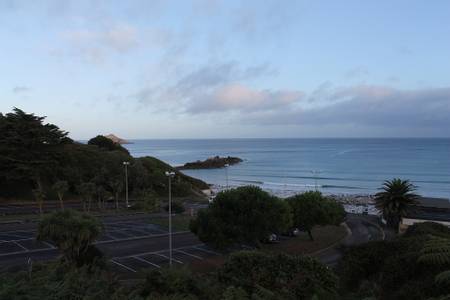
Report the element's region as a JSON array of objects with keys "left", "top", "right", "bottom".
[
  {"left": 164, "top": 201, "right": 185, "bottom": 214},
  {"left": 132, "top": 267, "right": 218, "bottom": 299},
  {"left": 0, "top": 263, "right": 126, "bottom": 300},
  {"left": 404, "top": 222, "right": 450, "bottom": 239},
  {"left": 190, "top": 186, "right": 292, "bottom": 249},
  {"left": 219, "top": 251, "right": 338, "bottom": 299}
]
